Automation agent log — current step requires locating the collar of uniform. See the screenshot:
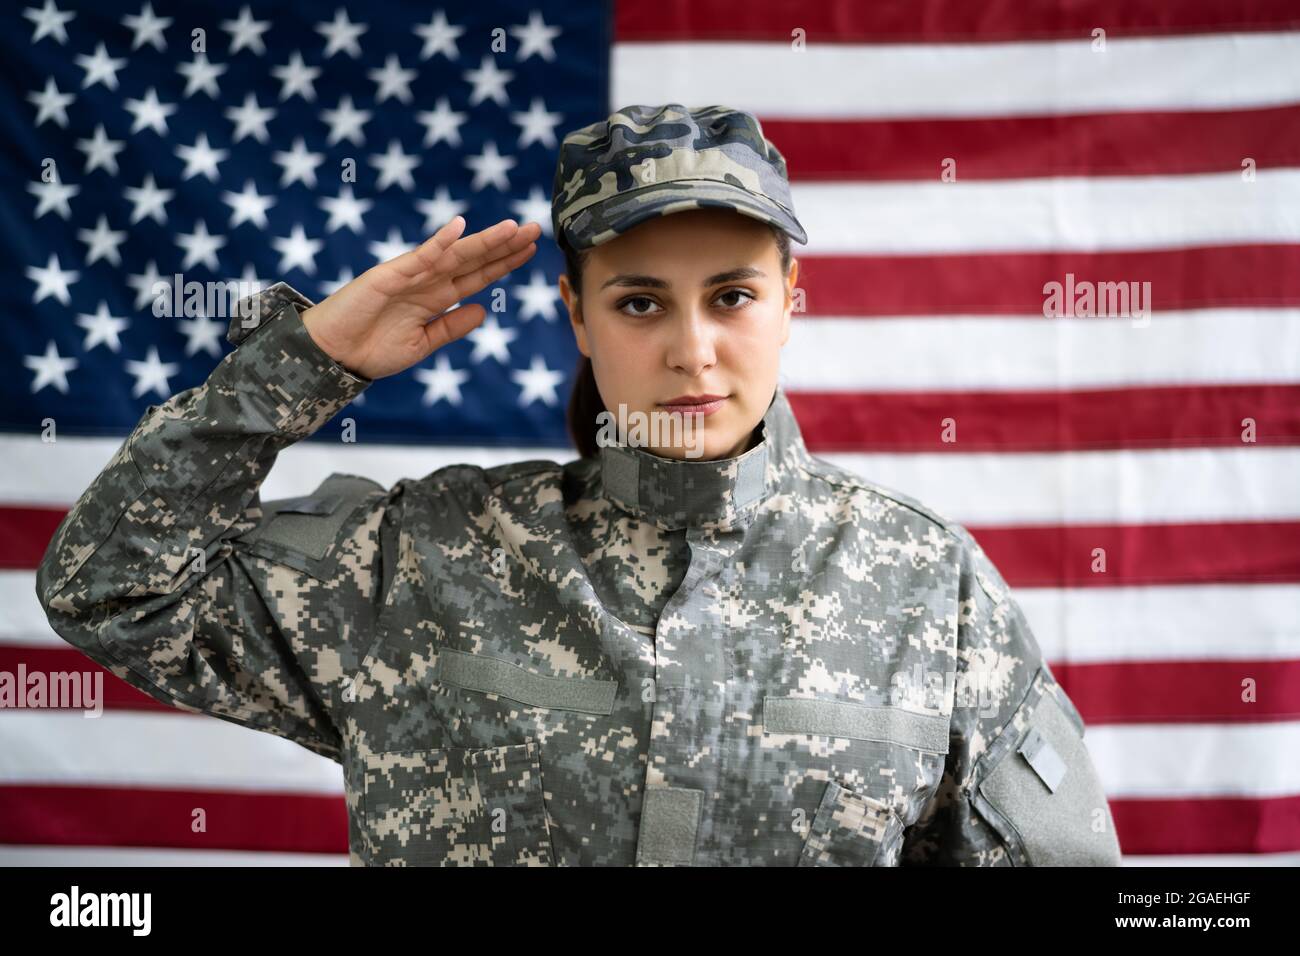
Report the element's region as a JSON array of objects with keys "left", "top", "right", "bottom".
[{"left": 598, "top": 386, "right": 802, "bottom": 529}]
